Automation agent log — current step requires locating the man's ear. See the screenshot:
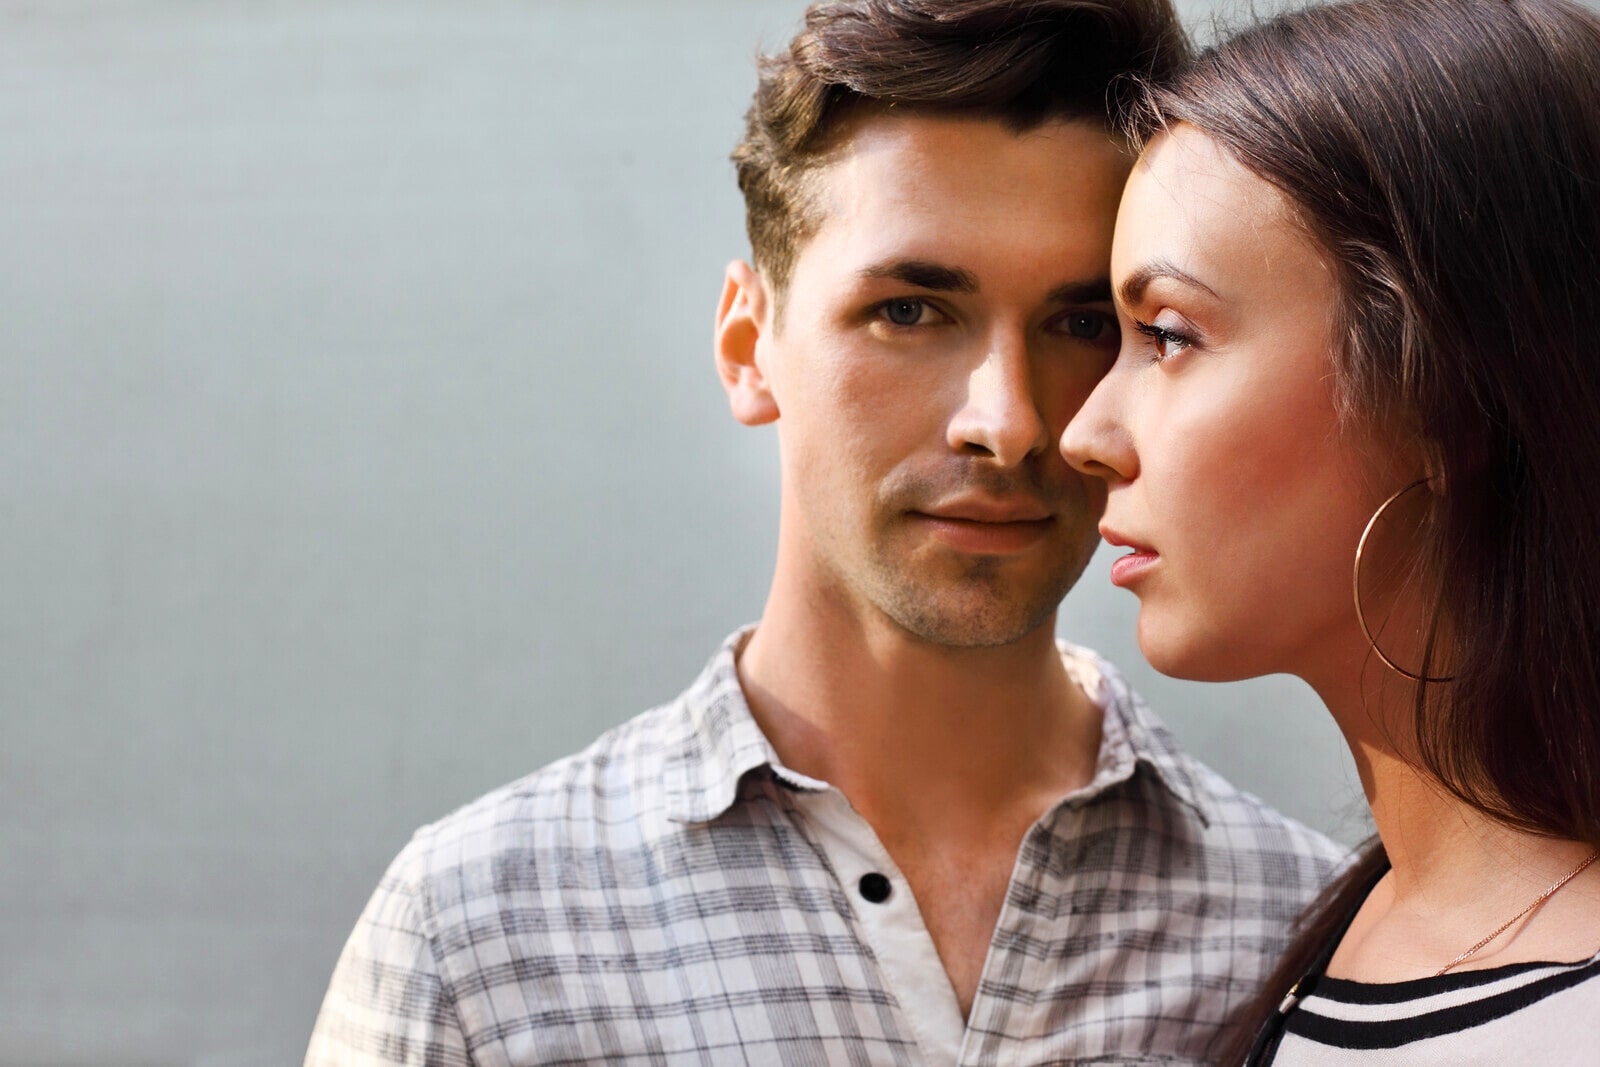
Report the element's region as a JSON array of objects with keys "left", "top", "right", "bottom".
[{"left": 714, "top": 259, "right": 780, "bottom": 426}]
